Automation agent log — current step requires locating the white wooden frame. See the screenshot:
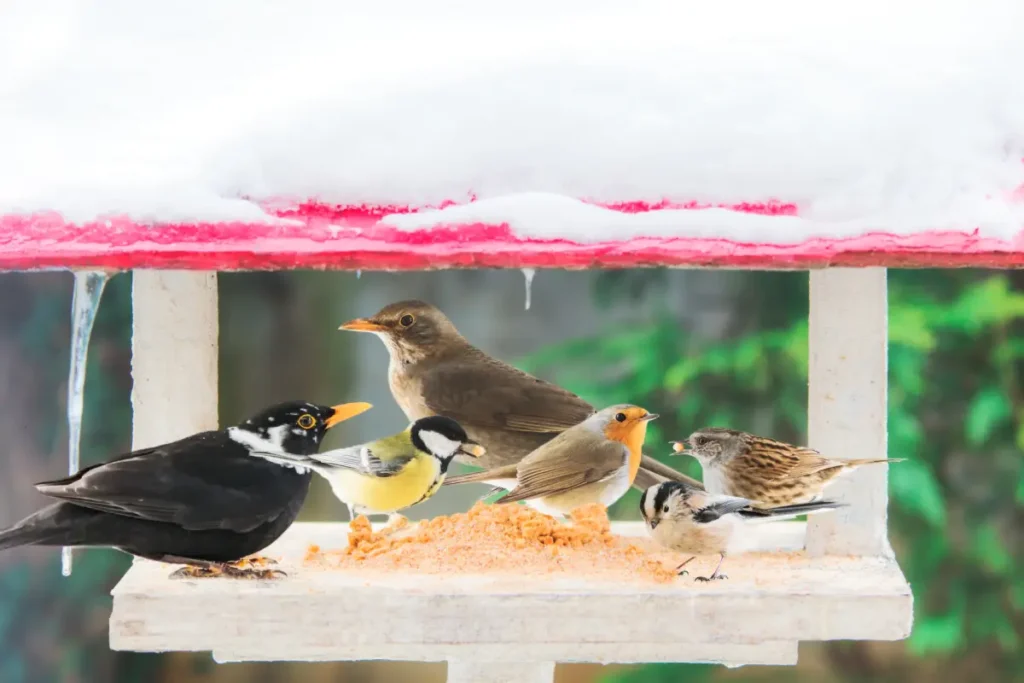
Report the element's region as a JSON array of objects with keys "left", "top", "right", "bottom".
[{"left": 110, "top": 267, "right": 912, "bottom": 681}]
